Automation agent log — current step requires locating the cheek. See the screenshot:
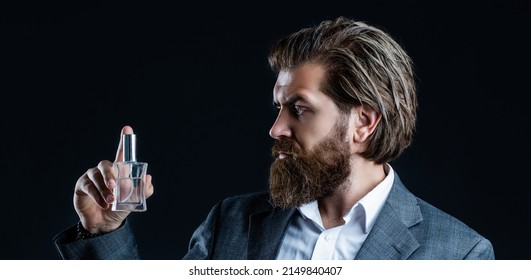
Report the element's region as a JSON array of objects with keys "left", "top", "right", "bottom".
[
  {"left": 292, "top": 109, "right": 340, "bottom": 151},
  {"left": 294, "top": 127, "right": 330, "bottom": 152}
]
